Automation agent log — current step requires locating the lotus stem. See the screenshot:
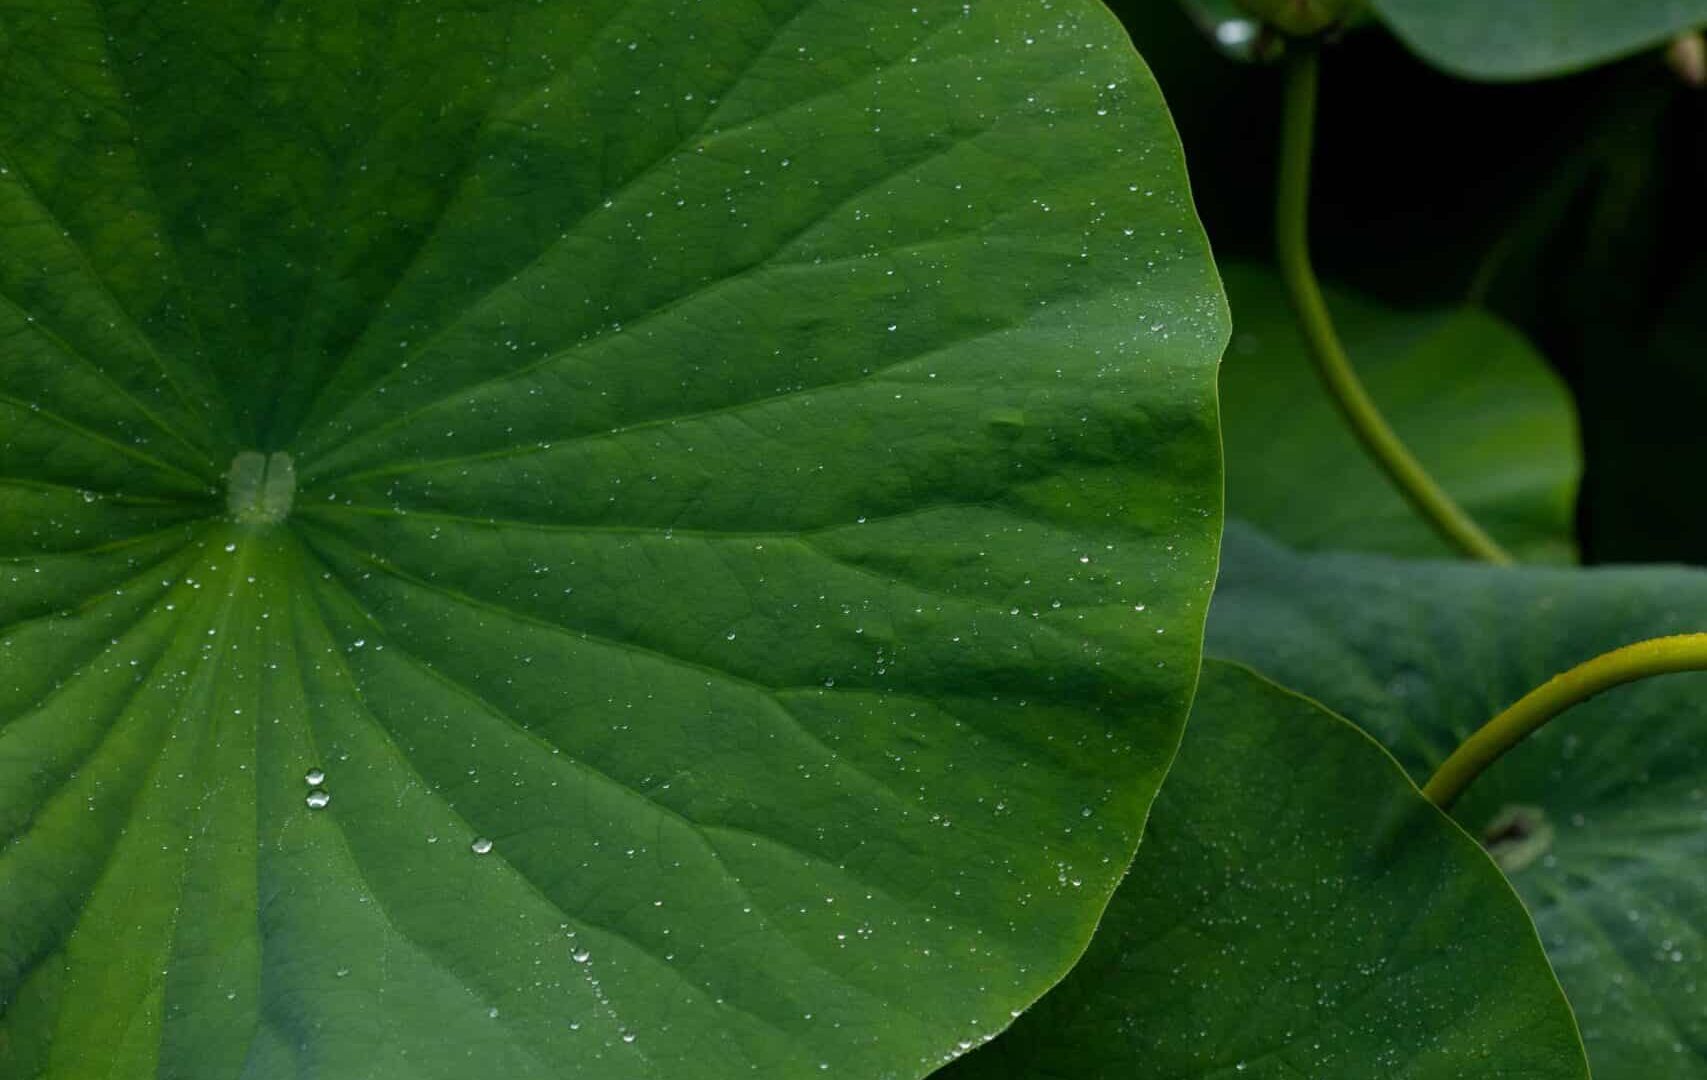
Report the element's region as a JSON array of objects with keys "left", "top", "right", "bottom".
[
  {"left": 1423, "top": 633, "right": 1707, "bottom": 809},
  {"left": 1274, "top": 42, "right": 1513, "bottom": 565}
]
